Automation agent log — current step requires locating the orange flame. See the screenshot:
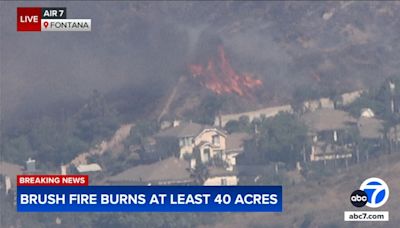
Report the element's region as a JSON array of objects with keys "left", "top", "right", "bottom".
[{"left": 189, "top": 46, "right": 262, "bottom": 96}]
